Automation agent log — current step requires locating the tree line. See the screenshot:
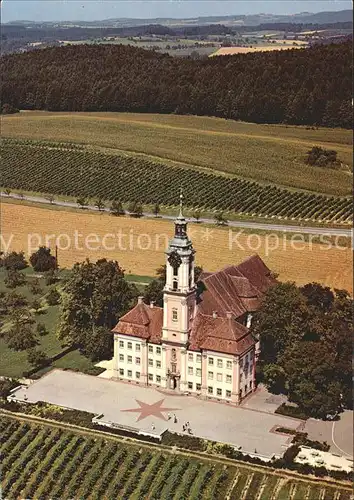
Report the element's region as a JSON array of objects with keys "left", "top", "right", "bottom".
[
  {"left": 252, "top": 282, "right": 352, "bottom": 419},
  {"left": 1, "top": 41, "right": 351, "bottom": 127}
]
